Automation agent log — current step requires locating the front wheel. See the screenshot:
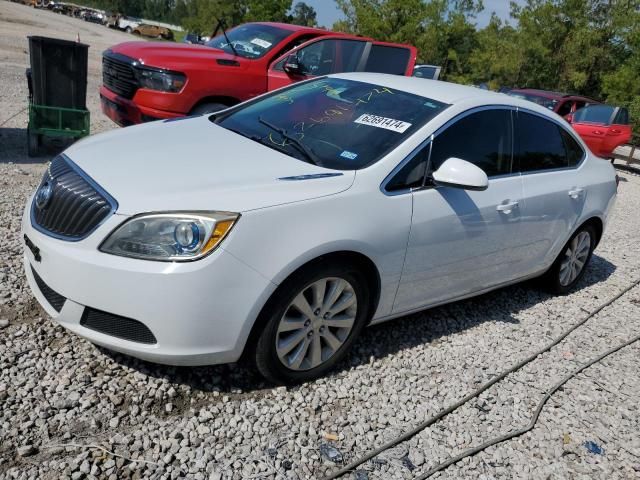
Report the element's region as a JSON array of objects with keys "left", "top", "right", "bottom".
[
  {"left": 254, "top": 262, "right": 370, "bottom": 384},
  {"left": 542, "top": 224, "right": 596, "bottom": 294},
  {"left": 190, "top": 102, "right": 227, "bottom": 115}
]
